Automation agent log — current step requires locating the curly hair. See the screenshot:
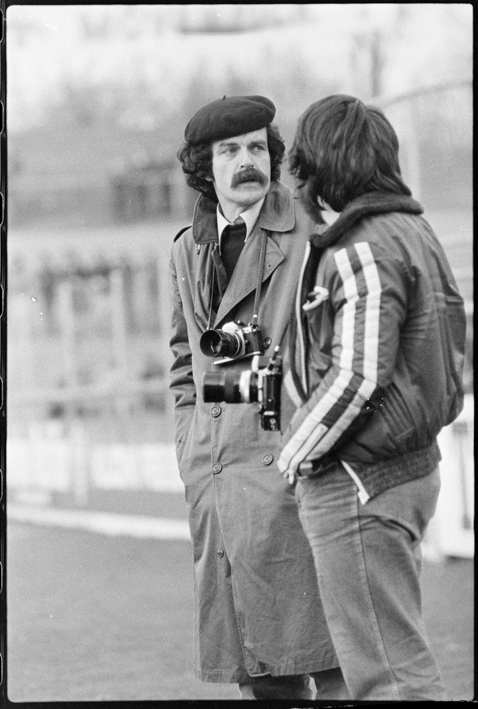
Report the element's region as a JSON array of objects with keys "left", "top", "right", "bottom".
[
  {"left": 288, "top": 94, "right": 411, "bottom": 220},
  {"left": 177, "top": 123, "right": 286, "bottom": 201}
]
